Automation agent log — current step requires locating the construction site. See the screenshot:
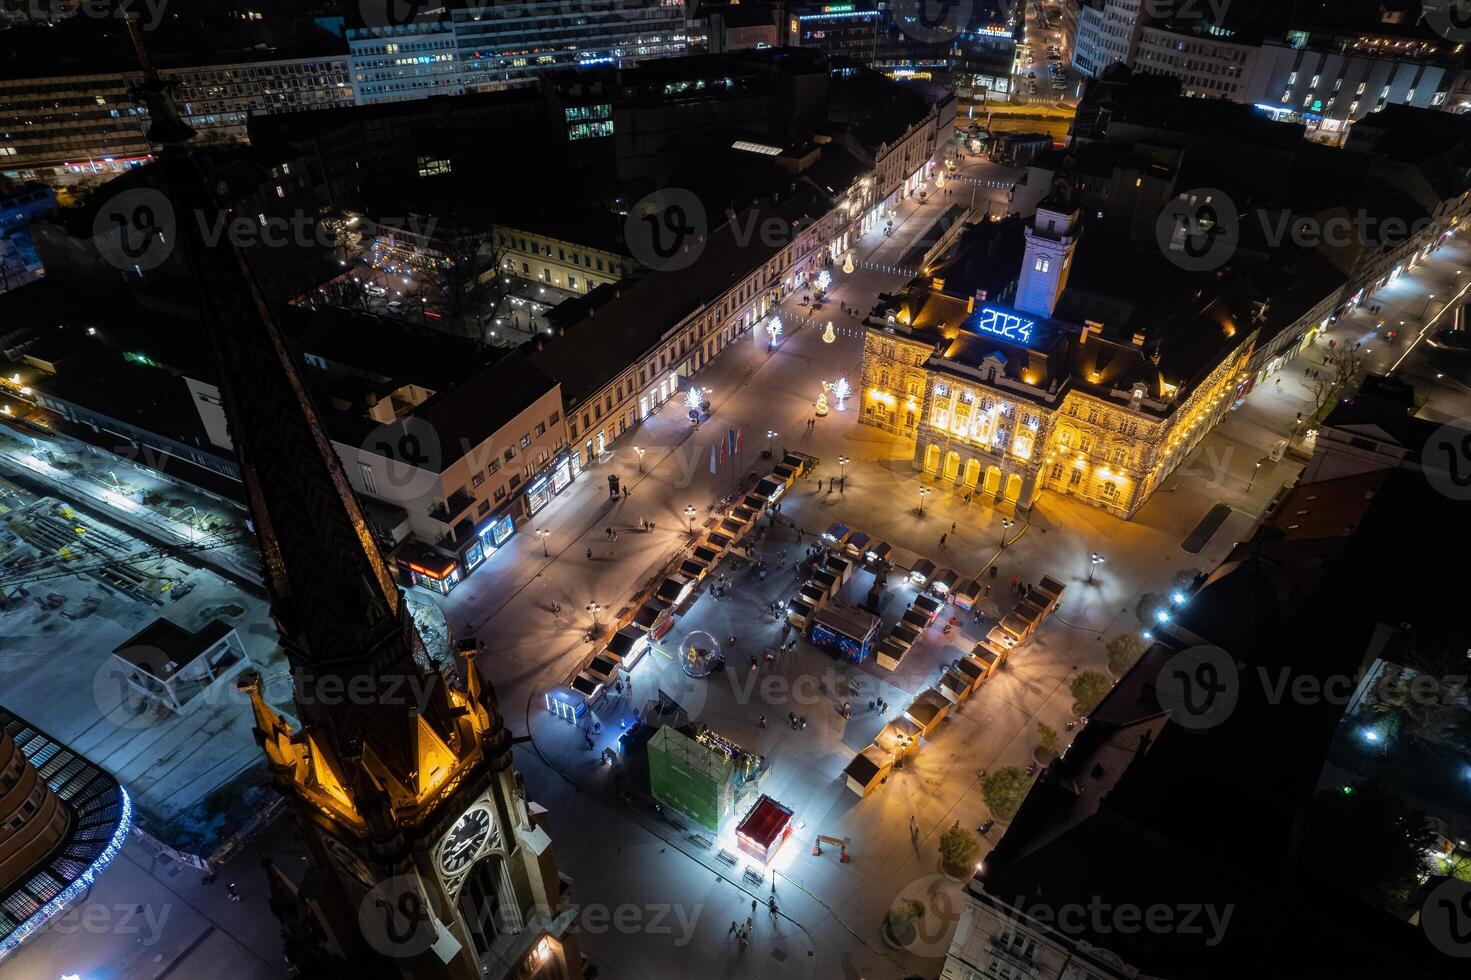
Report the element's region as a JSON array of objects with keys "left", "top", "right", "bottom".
[{"left": 0, "top": 470, "right": 286, "bottom": 859}]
